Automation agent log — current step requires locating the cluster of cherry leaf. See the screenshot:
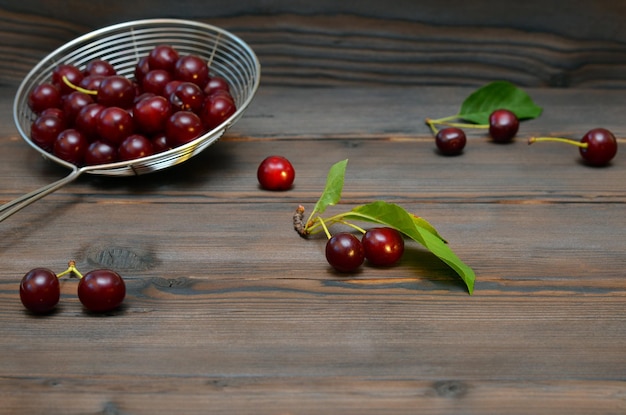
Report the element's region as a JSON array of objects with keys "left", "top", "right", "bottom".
[
  {"left": 294, "top": 159, "right": 475, "bottom": 295},
  {"left": 425, "top": 81, "right": 618, "bottom": 167}
]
